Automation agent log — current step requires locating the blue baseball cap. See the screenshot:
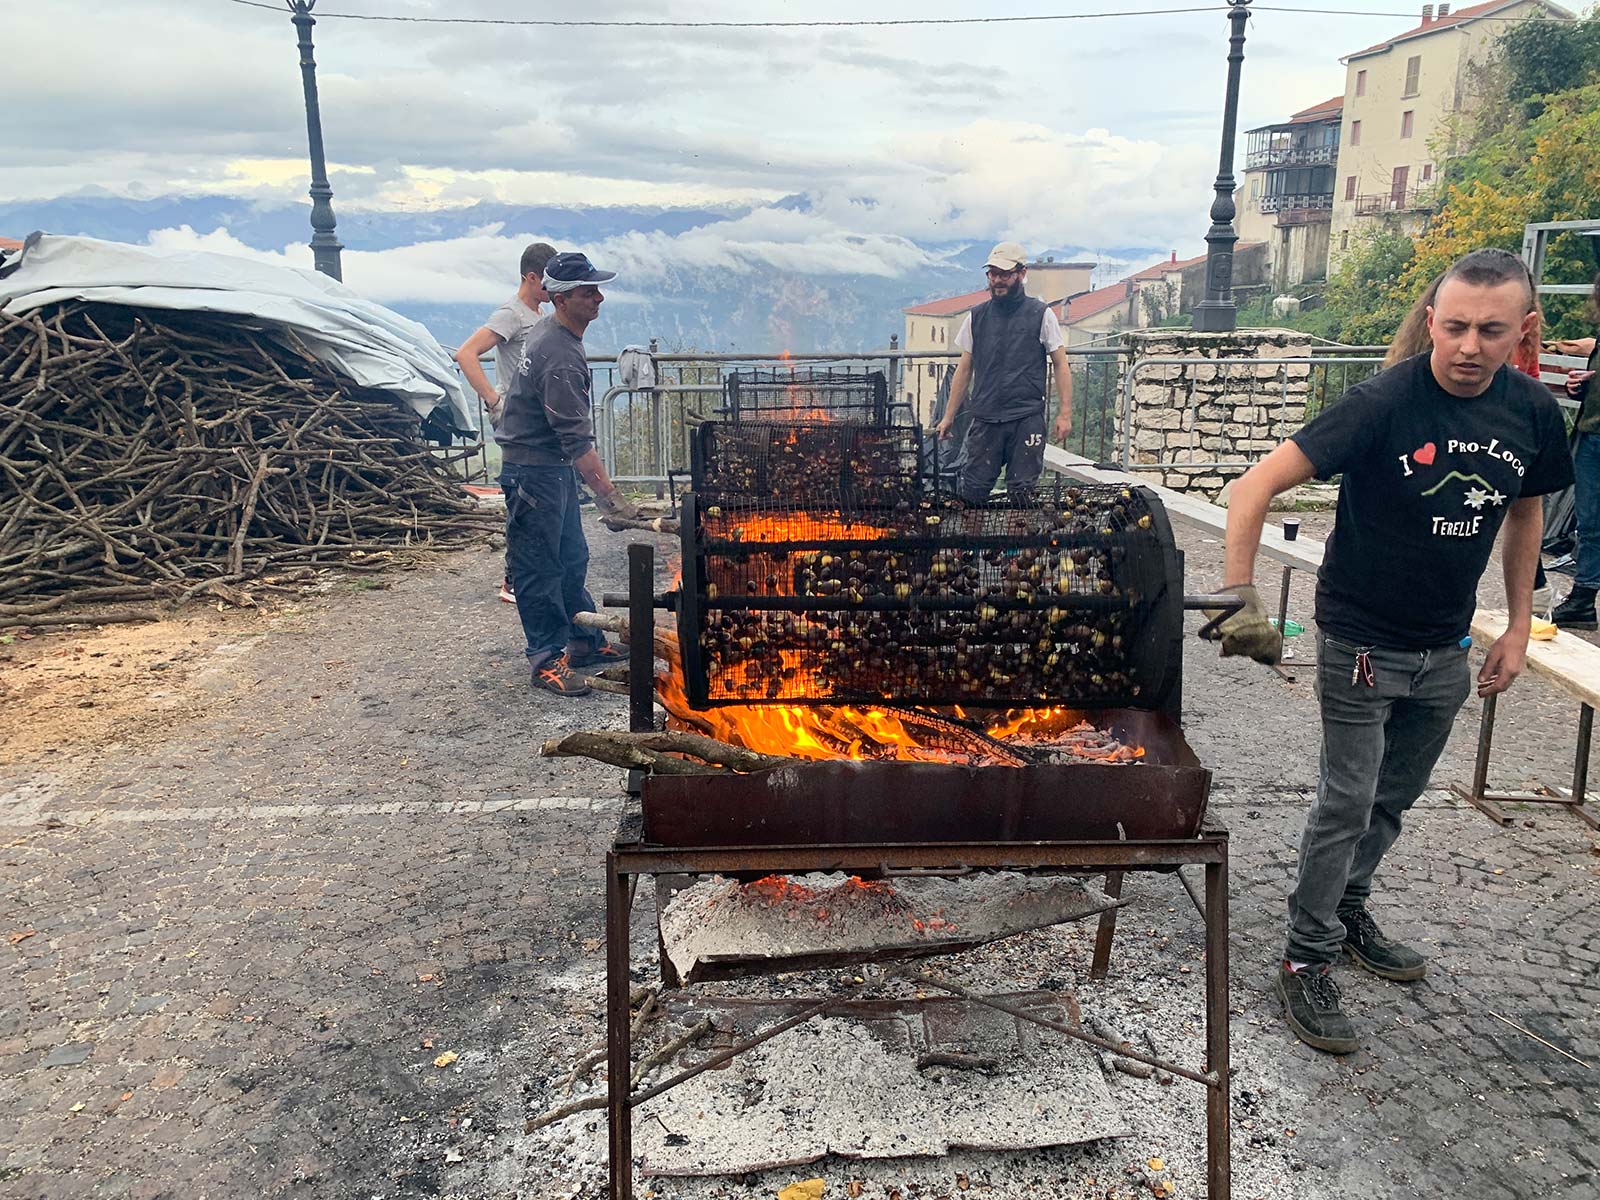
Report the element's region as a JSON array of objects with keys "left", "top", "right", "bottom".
[{"left": 543, "top": 251, "right": 617, "bottom": 291}]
